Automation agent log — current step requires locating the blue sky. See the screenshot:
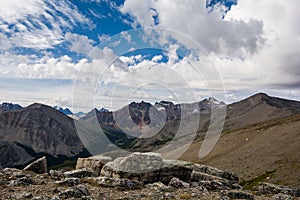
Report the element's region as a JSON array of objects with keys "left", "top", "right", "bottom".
[{"left": 0, "top": 0, "right": 300, "bottom": 111}]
